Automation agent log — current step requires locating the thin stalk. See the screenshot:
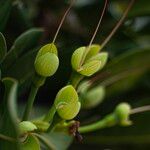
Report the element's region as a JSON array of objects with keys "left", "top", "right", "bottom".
[
  {"left": 79, "top": 113, "right": 116, "bottom": 133},
  {"left": 47, "top": 114, "right": 63, "bottom": 133},
  {"left": 22, "top": 85, "right": 39, "bottom": 121},
  {"left": 79, "top": 119, "right": 106, "bottom": 133},
  {"left": 0, "top": 133, "right": 16, "bottom": 142},
  {"left": 69, "top": 71, "right": 84, "bottom": 88},
  {"left": 88, "top": 0, "right": 108, "bottom": 47},
  {"left": 43, "top": 105, "right": 56, "bottom": 122},
  {"left": 80, "top": 0, "right": 108, "bottom": 66},
  {"left": 52, "top": 0, "right": 76, "bottom": 43},
  {"left": 79, "top": 105, "right": 150, "bottom": 134},
  {"left": 131, "top": 105, "right": 150, "bottom": 114},
  {"left": 100, "top": 0, "right": 135, "bottom": 49}
]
